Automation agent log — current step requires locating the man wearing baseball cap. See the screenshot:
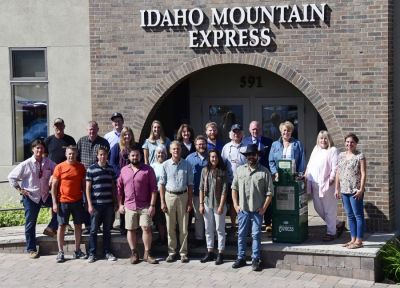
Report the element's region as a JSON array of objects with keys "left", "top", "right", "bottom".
[
  {"left": 44, "top": 118, "right": 76, "bottom": 236},
  {"left": 221, "top": 124, "right": 246, "bottom": 234},
  {"left": 44, "top": 118, "right": 76, "bottom": 164},
  {"left": 231, "top": 143, "right": 273, "bottom": 271},
  {"left": 104, "top": 112, "right": 124, "bottom": 149}
]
